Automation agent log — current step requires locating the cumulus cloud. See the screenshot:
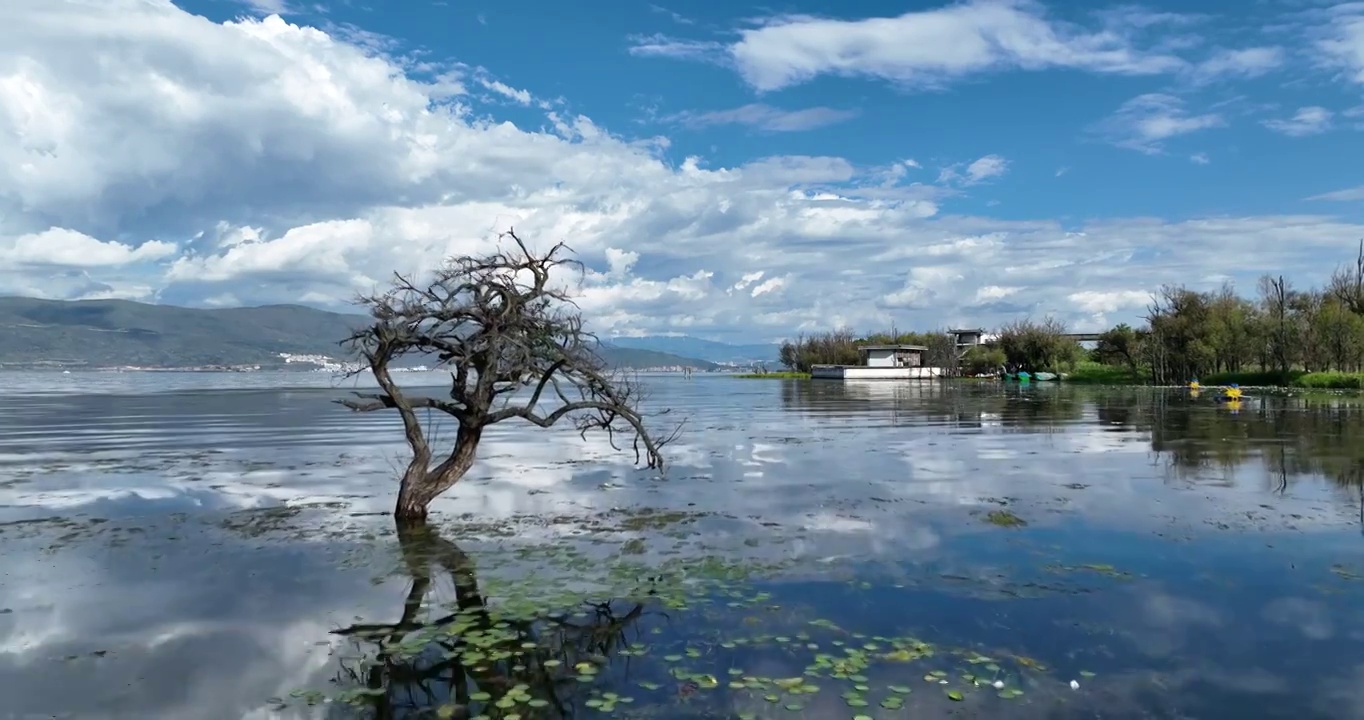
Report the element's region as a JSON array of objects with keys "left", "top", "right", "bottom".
[
  {"left": 1, "top": 228, "right": 177, "bottom": 268},
  {"left": 1263, "top": 106, "right": 1334, "bottom": 137},
  {"left": 1, "top": 0, "right": 1362, "bottom": 341},
  {"left": 1093, "top": 93, "right": 1225, "bottom": 154}
]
